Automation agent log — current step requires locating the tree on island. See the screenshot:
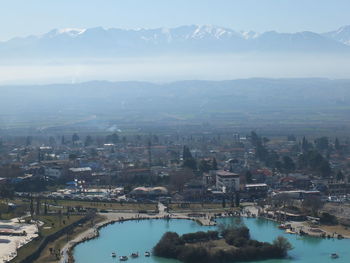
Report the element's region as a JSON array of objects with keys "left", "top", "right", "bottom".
[
  {"left": 153, "top": 226, "right": 293, "bottom": 263},
  {"left": 273, "top": 236, "right": 293, "bottom": 257}
]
